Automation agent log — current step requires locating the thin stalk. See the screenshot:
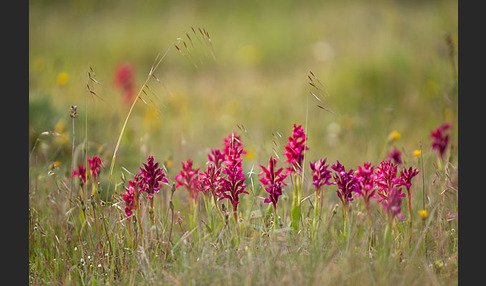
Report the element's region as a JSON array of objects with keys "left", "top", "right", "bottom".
[{"left": 107, "top": 46, "right": 172, "bottom": 193}]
